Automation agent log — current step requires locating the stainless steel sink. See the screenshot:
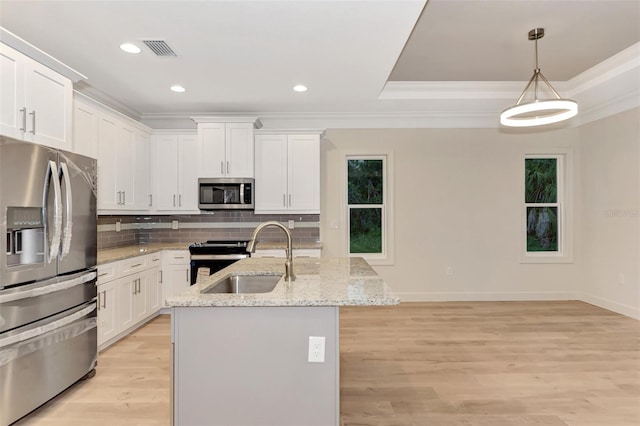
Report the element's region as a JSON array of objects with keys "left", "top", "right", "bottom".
[{"left": 202, "top": 274, "right": 282, "bottom": 294}]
